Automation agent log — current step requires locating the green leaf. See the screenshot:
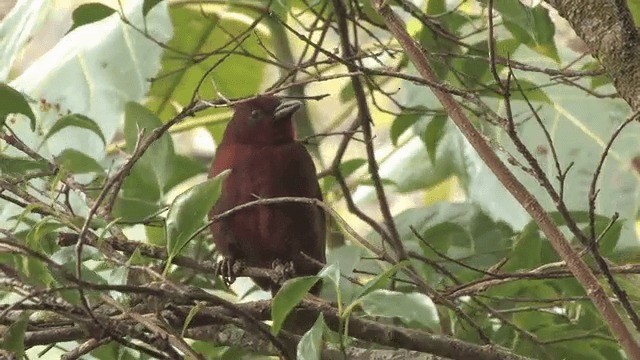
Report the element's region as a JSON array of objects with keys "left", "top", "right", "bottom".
[
  {"left": 297, "top": 314, "right": 325, "bottom": 360},
  {"left": 271, "top": 276, "right": 320, "bottom": 335},
  {"left": 340, "top": 158, "right": 367, "bottom": 176},
  {"left": 165, "top": 171, "right": 230, "bottom": 262},
  {"left": 22, "top": 222, "right": 59, "bottom": 287},
  {"left": 630, "top": 0, "right": 640, "bottom": 26},
  {"left": 419, "top": 222, "right": 469, "bottom": 252},
  {"left": 497, "top": 2, "right": 559, "bottom": 62},
  {"left": 51, "top": 246, "right": 102, "bottom": 265},
  {"left": 356, "top": 260, "right": 409, "bottom": 299},
  {"left": 54, "top": 149, "right": 104, "bottom": 174},
  {"left": 322, "top": 158, "right": 366, "bottom": 193},
  {"left": 418, "top": 8, "right": 460, "bottom": 80},
  {"left": 114, "top": 102, "right": 178, "bottom": 221},
  {"left": 143, "top": 0, "right": 164, "bottom": 17},
  {"left": 112, "top": 196, "right": 162, "bottom": 223},
  {"left": 164, "top": 154, "right": 207, "bottom": 192},
  {"left": 593, "top": 216, "right": 623, "bottom": 256},
  {"left": 421, "top": 115, "right": 447, "bottom": 163},
  {"left": 481, "top": 79, "right": 551, "bottom": 104},
  {"left": 318, "top": 263, "right": 341, "bottom": 289},
  {"left": 123, "top": 102, "right": 164, "bottom": 153},
  {"left": 269, "top": 0, "right": 291, "bottom": 20},
  {"left": 49, "top": 248, "right": 106, "bottom": 300},
  {"left": 0, "top": 83, "right": 36, "bottom": 130},
  {"left": 44, "top": 113, "right": 106, "bottom": 145},
  {"left": 582, "top": 62, "right": 610, "bottom": 89},
  {"left": 147, "top": 7, "right": 266, "bottom": 120},
  {"left": 123, "top": 101, "right": 185, "bottom": 192},
  {"left": 182, "top": 302, "right": 206, "bottom": 336},
  {"left": 390, "top": 113, "right": 421, "bottom": 146},
  {"left": 505, "top": 224, "right": 542, "bottom": 271},
  {"left": 339, "top": 83, "right": 354, "bottom": 103},
  {"left": 145, "top": 223, "right": 167, "bottom": 247},
  {"left": 29, "top": 220, "right": 65, "bottom": 248},
  {"left": 452, "top": 41, "right": 491, "bottom": 86},
  {"left": 360, "top": 290, "right": 439, "bottom": 329},
  {"left": 68, "top": 3, "right": 116, "bottom": 34},
  {"left": 0, "top": 313, "right": 28, "bottom": 357},
  {"left": 357, "top": 0, "right": 385, "bottom": 26},
  {"left": 0, "top": 155, "right": 49, "bottom": 174}
]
